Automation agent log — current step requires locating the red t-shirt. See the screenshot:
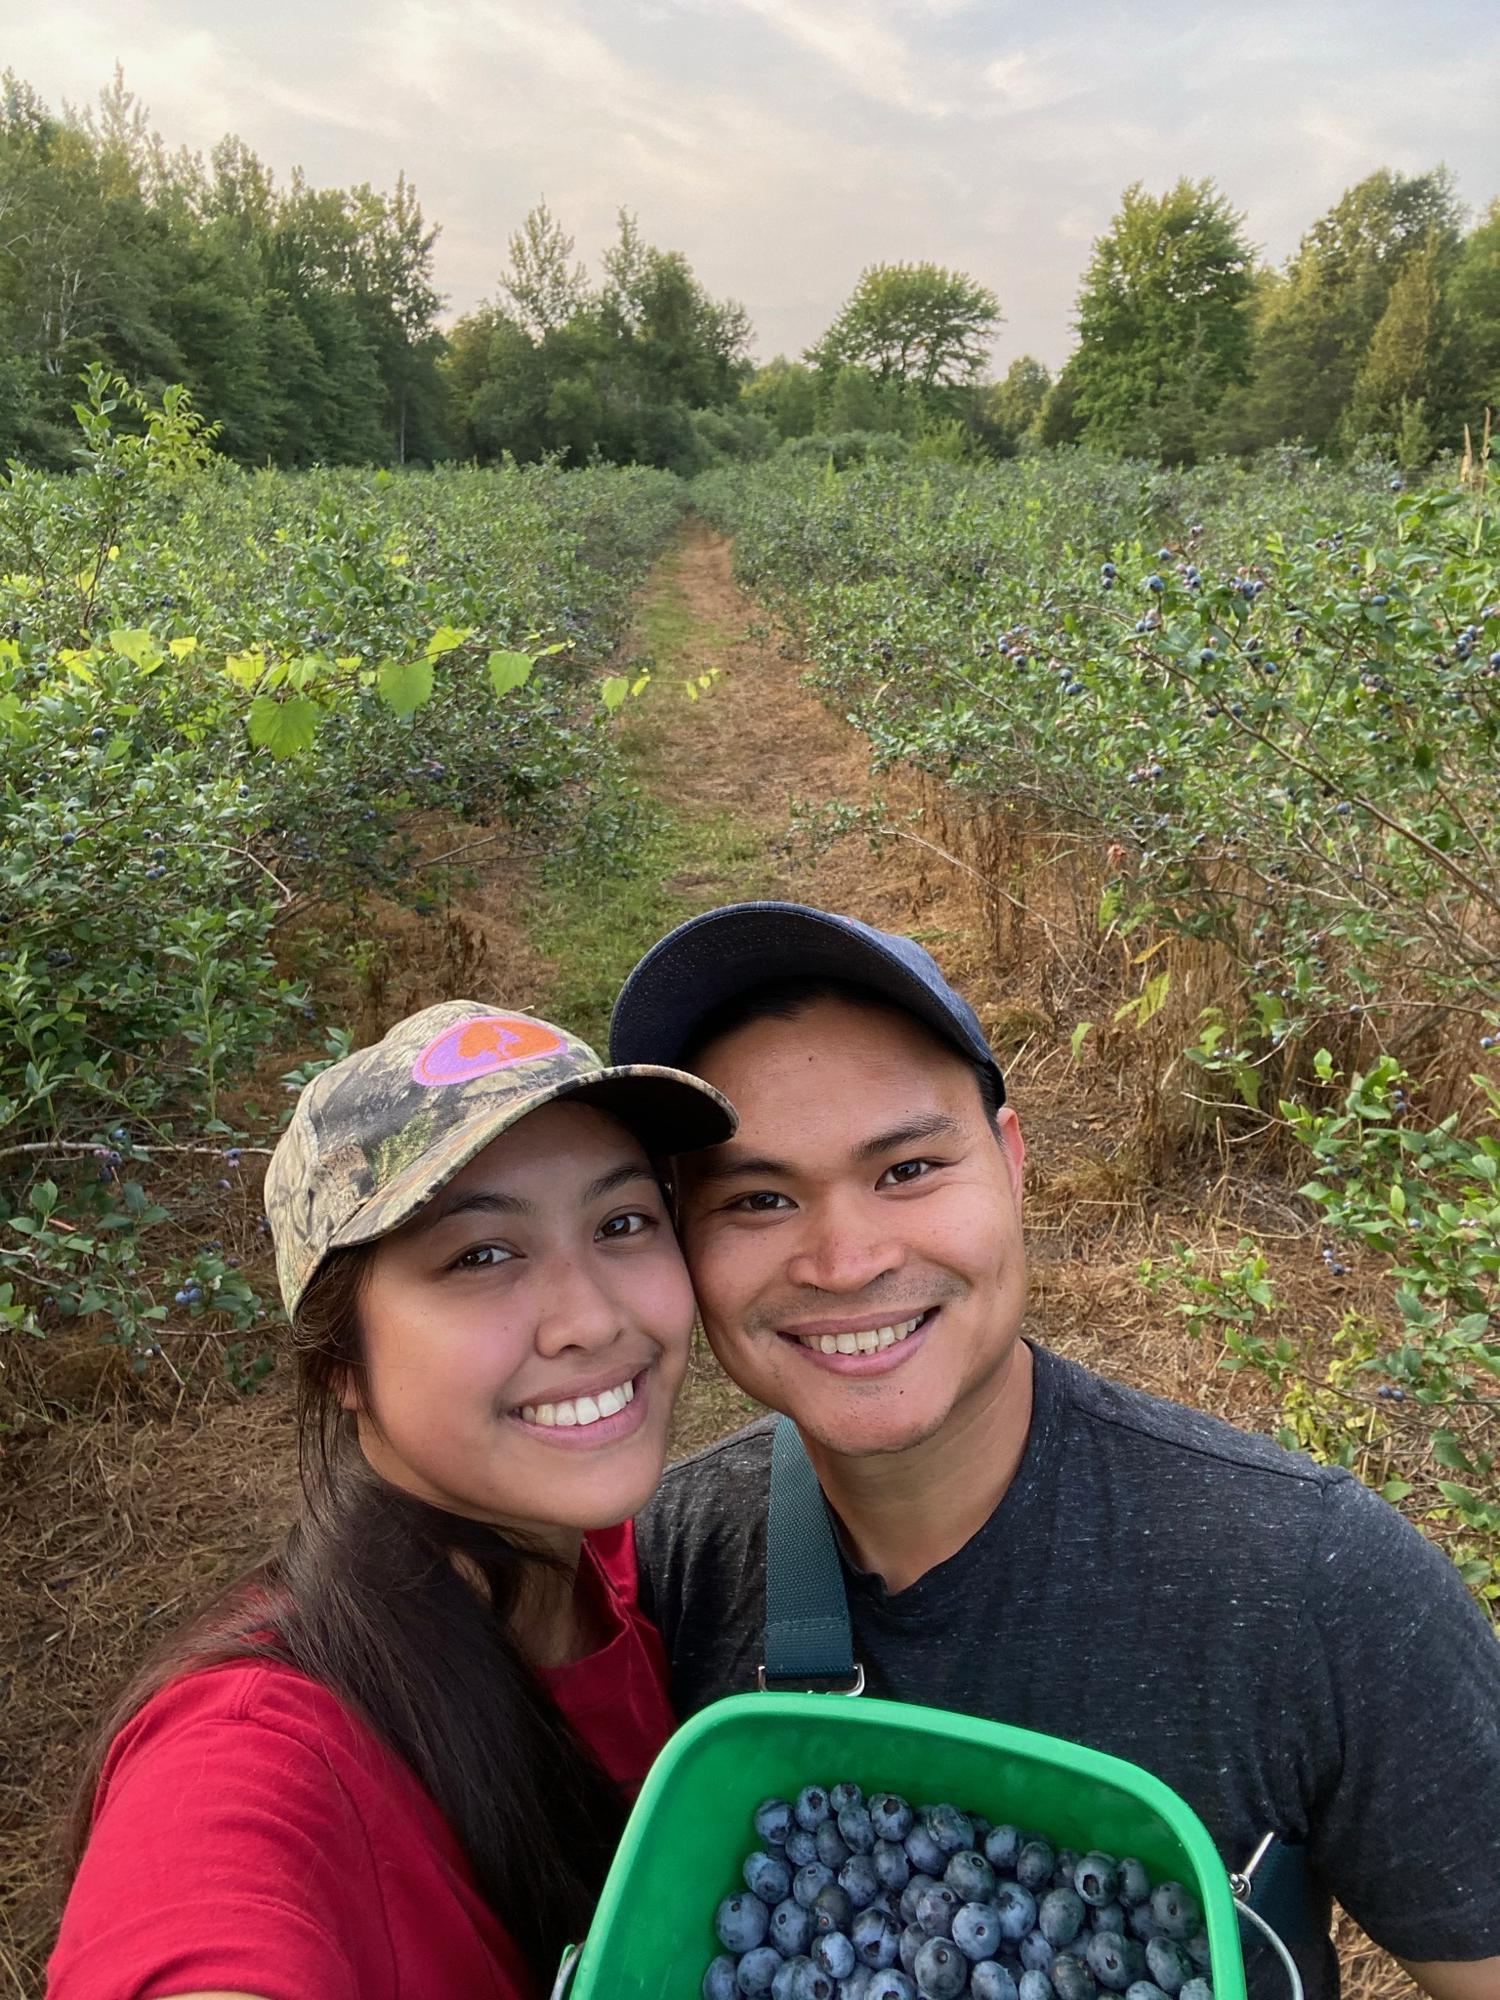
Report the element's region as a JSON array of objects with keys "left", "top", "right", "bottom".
[{"left": 48, "top": 1522, "right": 674, "bottom": 2000}]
